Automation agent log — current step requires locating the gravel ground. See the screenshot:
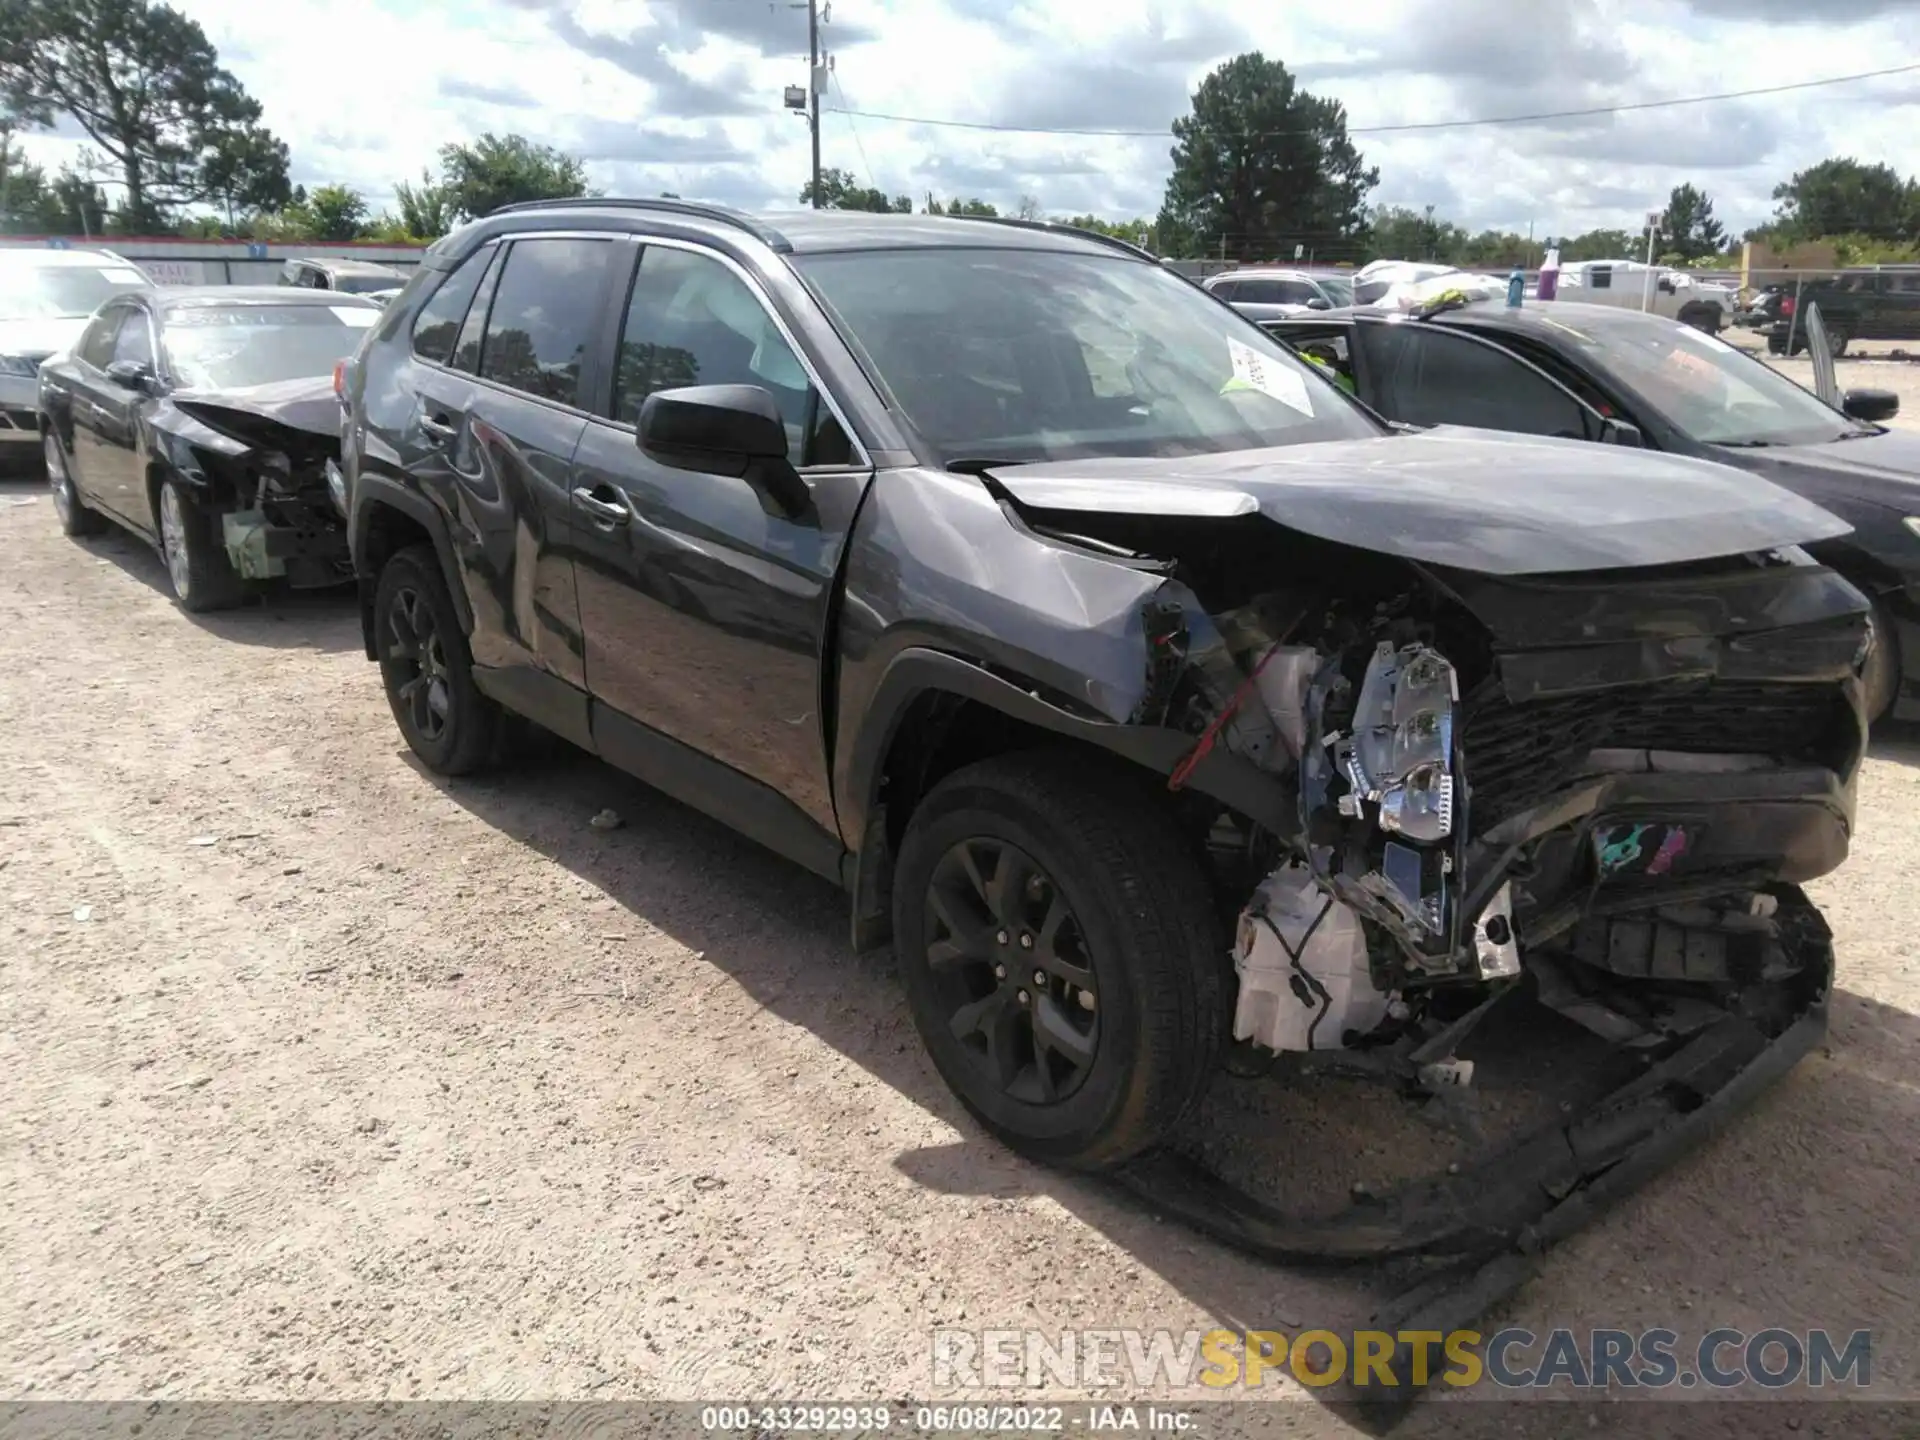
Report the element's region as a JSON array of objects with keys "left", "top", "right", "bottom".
[{"left": 3, "top": 372, "right": 1918, "bottom": 1435}]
